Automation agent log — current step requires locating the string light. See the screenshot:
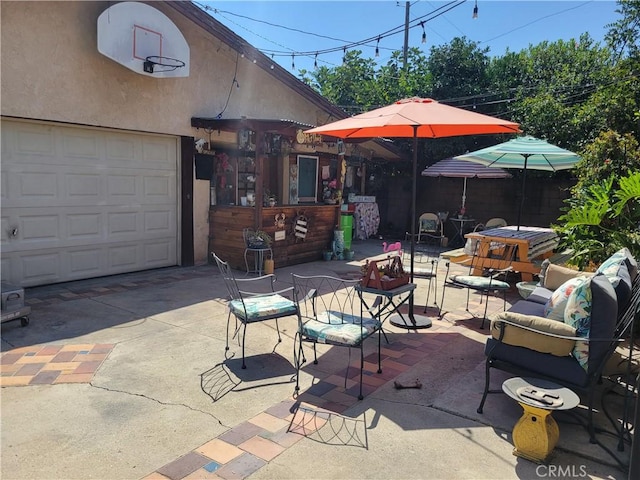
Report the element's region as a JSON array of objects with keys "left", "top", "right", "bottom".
[
  {"left": 473, "top": 0, "right": 478, "bottom": 19},
  {"left": 314, "top": 53, "right": 318, "bottom": 68},
  {"left": 291, "top": 53, "right": 295, "bottom": 70},
  {"left": 420, "top": 21, "right": 426, "bottom": 44},
  {"left": 198, "top": 0, "right": 467, "bottom": 69}
]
